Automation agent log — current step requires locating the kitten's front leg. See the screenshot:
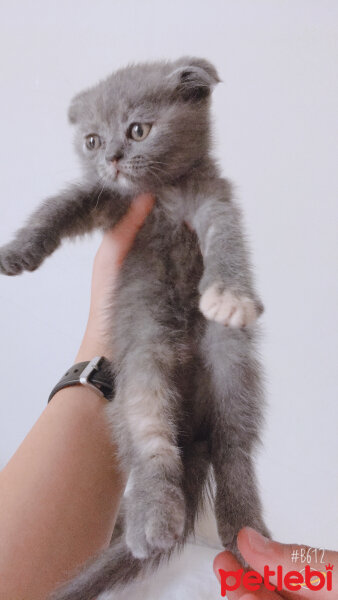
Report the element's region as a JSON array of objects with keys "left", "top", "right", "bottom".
[
  {"left": 192, "top": 189, "right": 264, "bottom": 327},
  {"left": 0, "top": 184, "right": 129, "bottom": 275}
]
